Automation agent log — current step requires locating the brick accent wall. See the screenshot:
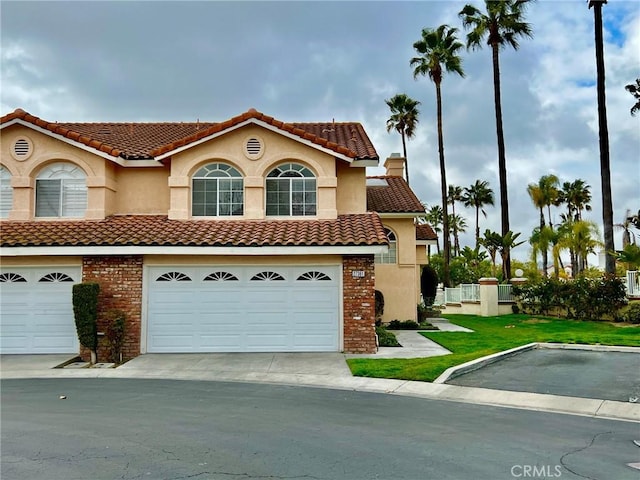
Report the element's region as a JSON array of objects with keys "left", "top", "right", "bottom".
[
  {"left": 342, "top": 255, "right": 377, "bottom": 353},
  {"left": 81, "top": 256, "right": 143, "bottom": 362}
]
